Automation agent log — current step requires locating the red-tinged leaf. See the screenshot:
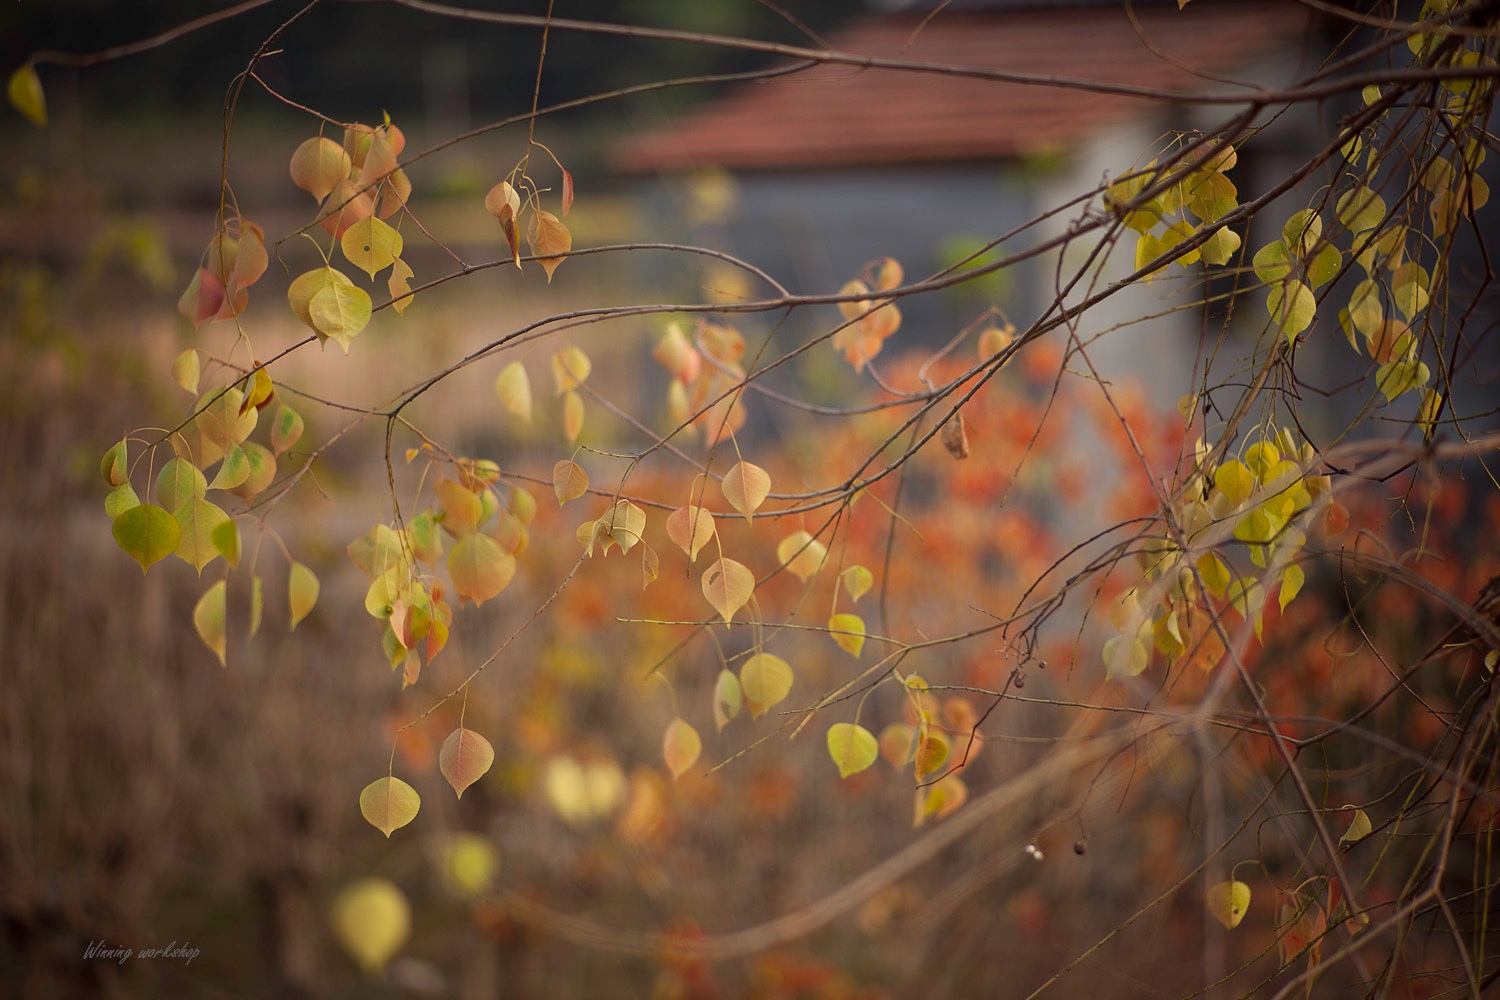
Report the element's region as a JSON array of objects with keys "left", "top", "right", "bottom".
[
  {"left": 434, "top": 478, "right": 482, "bottom": 536},
  {"left": 318, "top": 179, "right": 375, "bottom": 238},
  {"left": 219, "top": 220, "right": 267, "bottom": 319},
  {"left": 702, "top": 557, "right": 754, "bottom": 625},
  {"left": 448, "top": 533, "right": 516, "bottom": 606},
  {"left": 879, "top": 722, "right": 917, "bottom": 767},
  {"left": 271, "top": 403, "right": 304, "bottom": 457},
  {"left": 665, "top": 505, "right": 715, "bottom": 562},
  {"left": 193, "top": 579, "right": 227, "bottom": 666},
  {"left": 1324, "top": 500, "right": 1350, "bottom": 537},
  {"left": 528, "top": 210, "right": 571, "bottom": 282},
  {"left": 178, "top": 267, "right": 225, "bottom": 326},
  {"left": 562, "top": 169, "right": 575, "bottom": 218},
  {"left": 776, "top": 530, "right": 827, "bottom": 582},
  {"left": 484, "top": 179, "right": 520, "bottom": 220},
  {"left": 713, "top": 669, "right": 741, "bottom": 730},
  {"left": 941, "top": 414, "right": 970, "bottom": 460},
  {"left": 918, "top": 774, "right": 969, "bottom": 824},
  {"left": 356, "top": 126, "right": 400, "bottom": 188},
  {"left": 721, "top": 461, "right": 770, "bottom": 522},
  {"left": 740, "top": 653, "right": 793, "bottom": 718},
  {"left": 662, "top": 717, "right": 702, "bottom": 779},
  {"left": 552, "top": 460, "right": 588, "bottom": 504},
  {"left": 828, "top": 612, "right": 866, "bottom": 657},
  {"left": 341, "top": 216, "right": 403, "bottom": 280},
  {"left": 387, "top": 256, "right": 414, "bottom": 314},
  {"left": 871, "top": 256, "right": 903, "bottom": 292},
  {"left": 8, "top": 64, "right": 46, "bottom": 128},
  {"left": 376, "top": 168, "right": 411, "bottom": 219},
  {"left": 827, "top": 722, "right": 878, "bottom": 778},
  {"left": 289, "top": 561, "right": 319, "bottom": 630},
  {"left": 359, "top": 776, "right": 421, "bottom": 837},
  {"left": 497, "top": 204, "right": 521, "bottom": 268},
  {"left": 562, "top": 389, "right": 585, "bottom": 443},
  {"left": 494, "top": 361, "right": 532, "bottom": 423},
  {"left": 289, "top": 136, "right": 351, "bottom": 201},
  {"left": 439, "top": 728, "right": 495, "bottom": 799},
  {"left": 173, "top": 496, "right": 231, "bottom": 573},
  {"left": 653, "top": 323, "right": 702, "bottom": 383}
]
